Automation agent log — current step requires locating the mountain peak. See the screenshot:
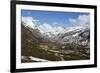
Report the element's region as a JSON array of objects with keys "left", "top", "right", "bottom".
[
  {"left": 22, "top": 16, "right": 38, "bottom": 29},
  {"left": 21, "top": 16, "right": 90, "bottom": 40}
]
